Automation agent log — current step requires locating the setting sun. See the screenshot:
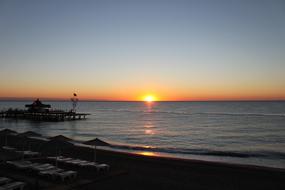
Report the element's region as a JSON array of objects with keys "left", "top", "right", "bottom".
[{"left": 143, "top": 95, "right": 157, "bottom": 102}]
